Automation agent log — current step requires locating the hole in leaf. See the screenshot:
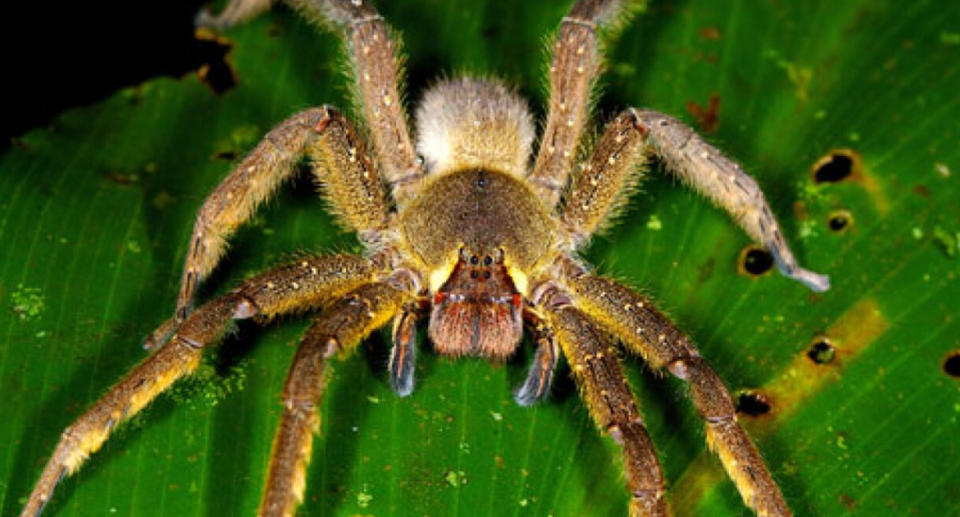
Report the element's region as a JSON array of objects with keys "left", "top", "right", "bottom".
[
  {"left": 738, "top": 246, "right": 774, "bottom": 276},
  {"left": 736, "top": 391, "right": 771, "bottom": 416},
  {"left": 214, "top": 150, "right": 237, "bottom": 161},
  {"left": 194, "top": 29, "right": 237, "bottom": 95},
  {"left": 827, "top": 210, "right": 853, "bottom": 233},
  {"left": 807, "top": 337, "right": 836, "bottom": 364},
  {"left": 813, "top": 151, "right": 856, "bottom": 183},
  {"left": 943, "top": 351, "right": 960, "bottom": 378}
]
